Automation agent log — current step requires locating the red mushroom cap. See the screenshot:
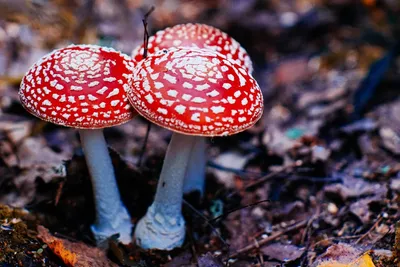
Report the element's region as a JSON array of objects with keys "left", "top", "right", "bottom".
[
  {"left": 127, "top": 47, "right": 263, "bottom": 136},
  {"left": 131, "top": 23, "right": 253, "bottom": 73},
  {"left": 19, "top": 44, "right": 137, "bottom": 129}
]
